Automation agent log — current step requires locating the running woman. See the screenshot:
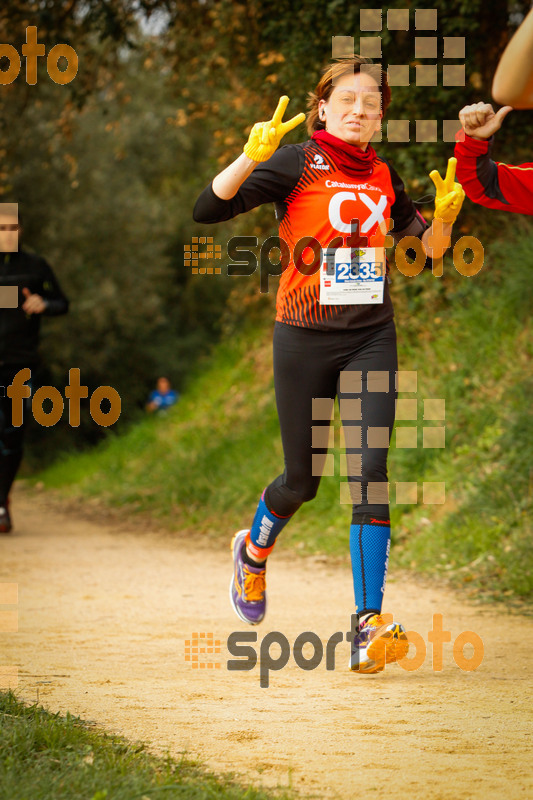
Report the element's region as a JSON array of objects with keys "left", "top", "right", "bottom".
[
  {"left": 194, "top": 57, "right": 465, "bottom": 673},
  {"left": 455, "top": 102, "right": 533, "bottom": 215}
]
